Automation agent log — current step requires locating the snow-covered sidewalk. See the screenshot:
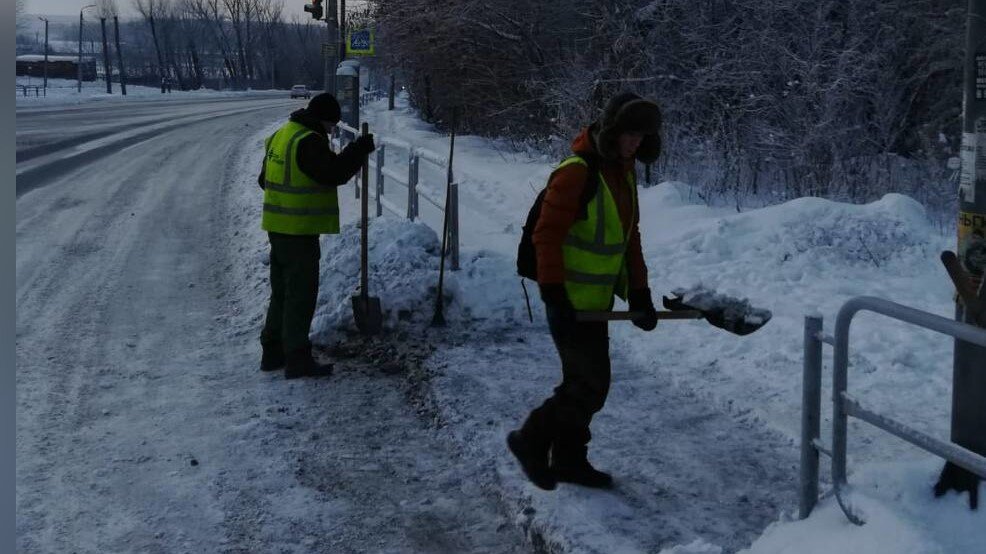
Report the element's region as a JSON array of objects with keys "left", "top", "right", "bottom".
[{"left": 228, "top": 96, "right": 983, "bottom": 552}]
